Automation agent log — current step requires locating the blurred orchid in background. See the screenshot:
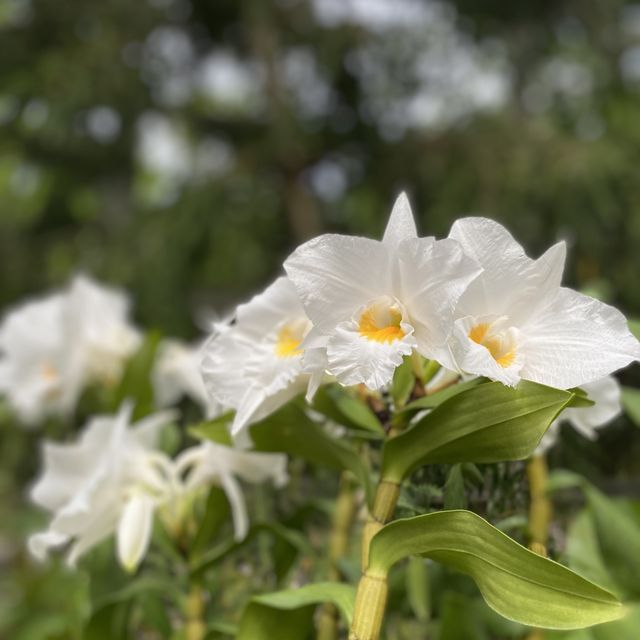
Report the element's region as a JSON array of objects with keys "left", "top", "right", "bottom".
[
  {"left": 537, "top": 375, "right": 623, "bottom": 453},
  {"left": 153, "top": 339, "right": 218, "bottom": 417},
  {"left": 28, "top": 402, "right": 176, "bottom": 571},
  {"left": 0, "top": 275, "right": 141, "bottom": 426}
]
